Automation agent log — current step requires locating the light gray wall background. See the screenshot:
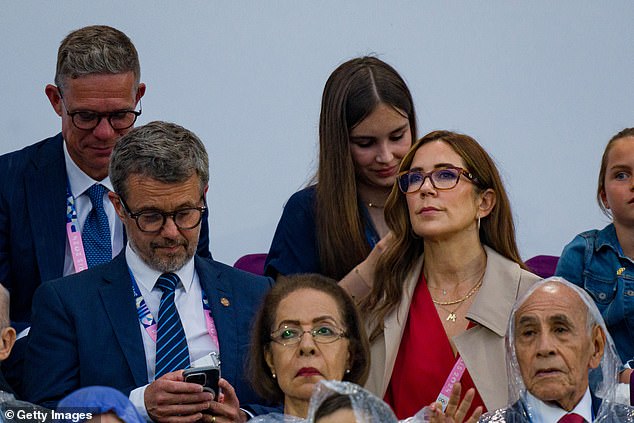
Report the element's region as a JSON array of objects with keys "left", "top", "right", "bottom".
[{"left": 1, "top": 2, "right": 633, "bottom": 266}]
